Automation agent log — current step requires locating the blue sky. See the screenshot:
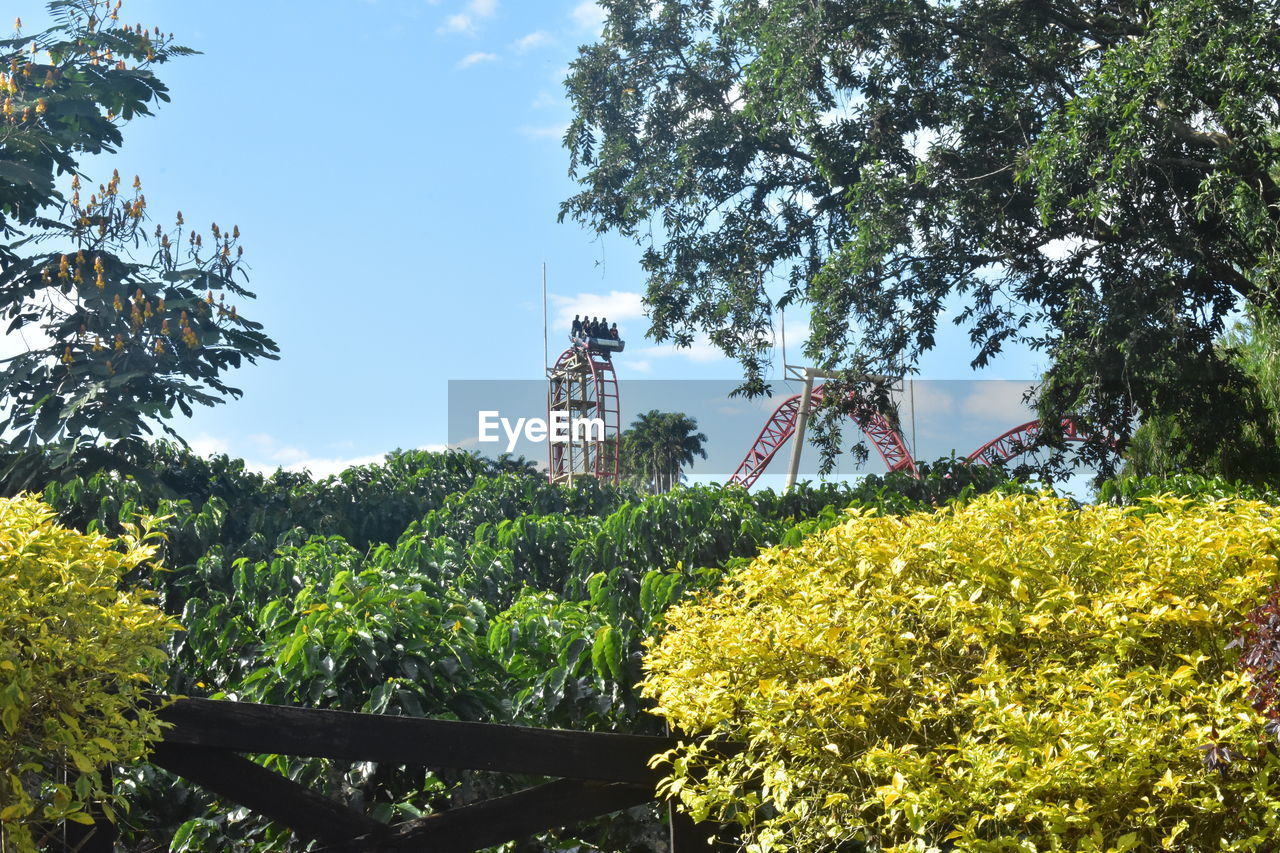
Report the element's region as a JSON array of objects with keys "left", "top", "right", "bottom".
[{"left": 18, "top": 0, "right": 1048, "bottom": 477}]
